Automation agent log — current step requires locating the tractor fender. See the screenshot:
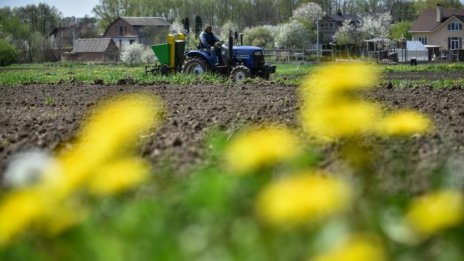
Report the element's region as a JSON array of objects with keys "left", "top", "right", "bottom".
[{"left": 184, "top": 51, "right": 214, "bottom": 68}]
